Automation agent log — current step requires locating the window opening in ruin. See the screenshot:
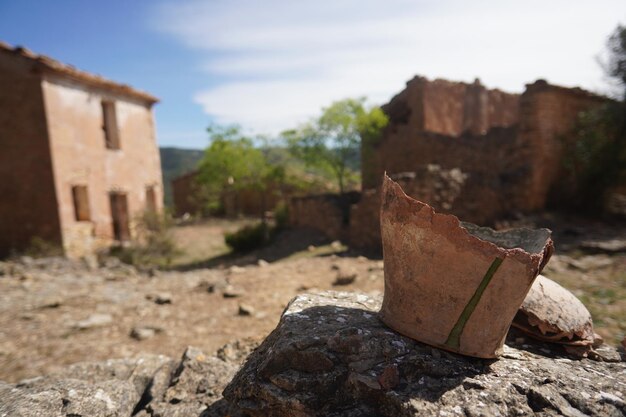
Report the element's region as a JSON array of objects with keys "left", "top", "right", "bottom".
[
  {"left": 145, "top": 186, "right": 157, "bottom": 212},
  {"left": 102, "top": 100, "right": 120, "bottom": 149},
  {"left": 109, "top": 192, "right": 130, "bottom": 241},
  {"left": 72, "top": 185, "right": 91, "bottom": 221}
]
